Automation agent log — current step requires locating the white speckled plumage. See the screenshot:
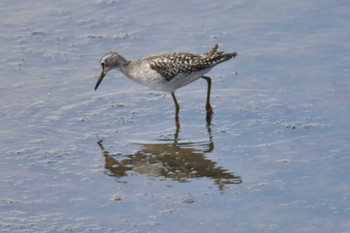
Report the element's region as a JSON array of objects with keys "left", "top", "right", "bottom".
[{"left": 95, "top": 44, "right": 237, "bottom": 120}]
